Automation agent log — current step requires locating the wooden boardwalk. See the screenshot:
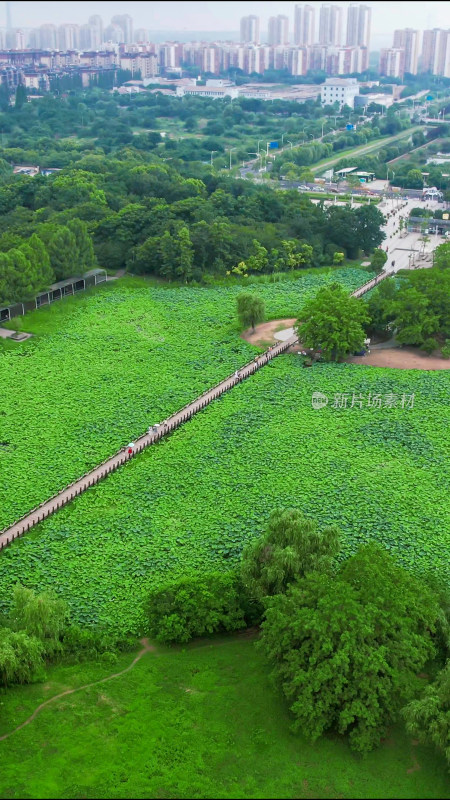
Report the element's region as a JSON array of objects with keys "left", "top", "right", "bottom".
[{"left": 0, "top": 334, "right": 297, "bottom": 551}]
